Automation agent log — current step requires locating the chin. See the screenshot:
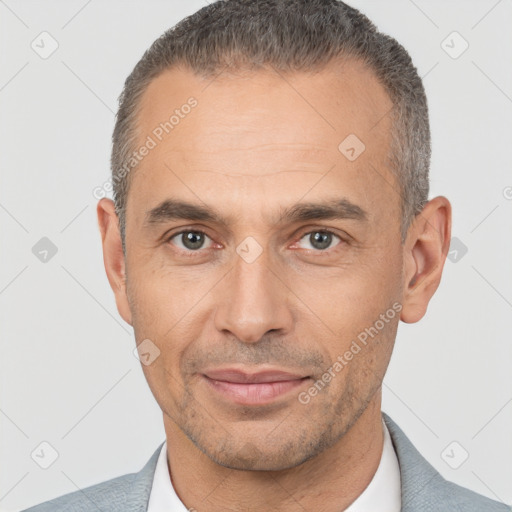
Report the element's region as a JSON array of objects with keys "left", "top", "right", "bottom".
[{"left": 194, "top": 433, "right": 326, "bottom": 472}]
